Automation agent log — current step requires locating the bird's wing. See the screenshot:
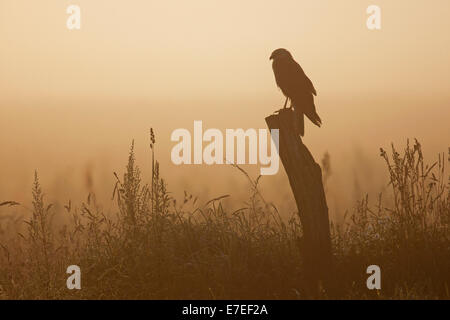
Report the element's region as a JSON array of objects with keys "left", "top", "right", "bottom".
[
  {"left": 306, "top": 75, "right": 317, "bottom": 96},
  {"left": 292, "top": 60, "right": 317, "bottom": 96}
]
